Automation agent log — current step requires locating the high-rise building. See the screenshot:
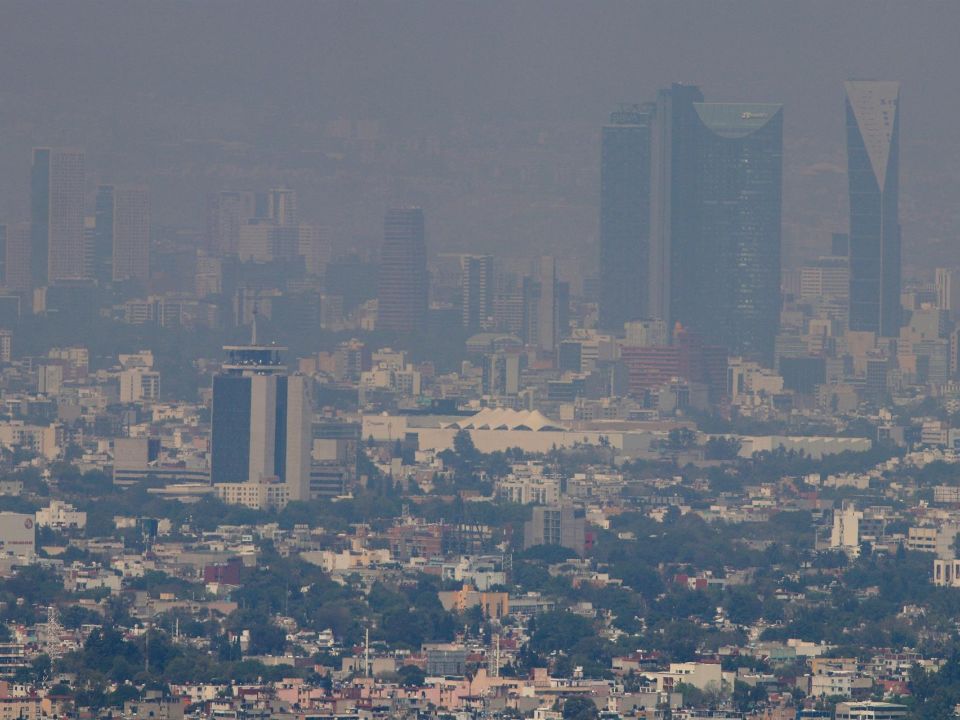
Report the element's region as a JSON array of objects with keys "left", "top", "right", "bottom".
[
  {"left": 206, "top": 191, "right": 256, "bottom": 255},
  {"left": 865, "top": 352, "right": 889, "bottom": 404},
  {"left": 266, "top": 188, "right": 298, "bottom": 227},
  {"left": 482, "top": 351, "right": 524, "bottom": 396},
  {"left": 29, "top": 150, "right": 50, "bottom": 288},
  {"left": 936, "top": 268, "right": 959, "bottom": 319},
  {"left": 112, "top": 187, "right": 151, "bottom": 283},
  {"left": 649, "top": 83, "right": 705, "bottom": 329},
  {"left": 536, "top": 256, "right": 558, "bottom": 353},
  {"left": 800, "top": 258, "right": 850, "bottom": 302},
  {"left": 695, "top": 103, "right": 782, "bottom": 365},
  {"left": 0, "top": 226, "right": 6, "bottom": 294},
  {"left": 599, "top": 104, "right": 652, "bottom": 331},
  {"left": 94, "top": 185, "right": 115, "bottom": 284},
  {"left": 378, "top": 208, "right": 428, "bottom": 334},
  {"left": 523, "top": 505, "right": 586, "bottom": 556},
  {"left": 461, "top": 254, "right": 493, "bottom": 332},
  {"left": 210, "top": 335, "right": 311, "bottom": 501},
  {"left": 31, "top": 148, "right": 87, "bottom": 286},
  {"left": 2, "top": 223, "right": 32, "bottom": 295},
  {"left": 521, "top": 256, "right": 562, "bottom": 353},
  {"left": 298, "top": 224, "right": 330, "bottom": 277},
  {"left": 832, "top": 232, "right": 850, "bottom": 258},
  {"left": 650, "top": 86, "right": 783, "bottom": 365},
  {"left": 845, "top": 80, "right": 901, "bottom": 337},
  {"left": 623, "top": 318, "right": 668, "bottom": 348}
]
